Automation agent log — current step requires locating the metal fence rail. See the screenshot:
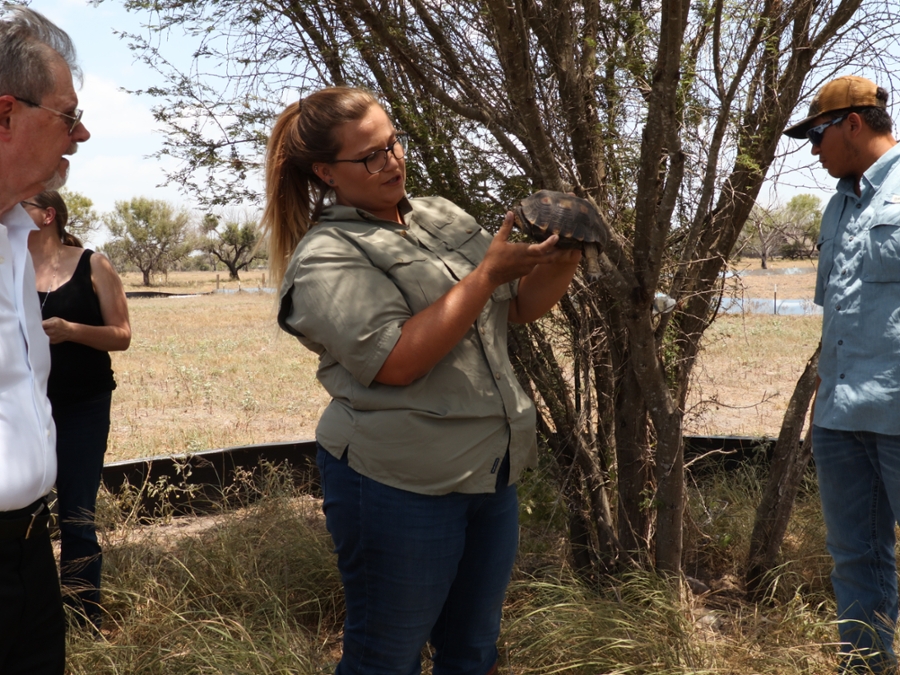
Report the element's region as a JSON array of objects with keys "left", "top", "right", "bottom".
[{"left": 99, "top": 436, "right": 784, "bottom": 519}]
